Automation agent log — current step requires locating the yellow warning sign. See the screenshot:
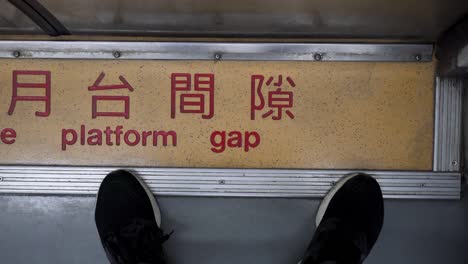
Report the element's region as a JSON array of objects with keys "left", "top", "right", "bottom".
[{"left": 0, "top": 59, "right": 434, "bottom": 170}]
